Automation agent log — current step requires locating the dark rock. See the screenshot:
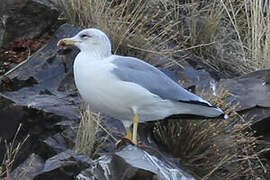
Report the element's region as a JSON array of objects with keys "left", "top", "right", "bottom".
[
  {"left": 76, "top": 145, "right": 197, "bottom": 180},
  {"left": 0, "top": 0, "right": 61, "bottom": 48},
  {"left": 216, "top": 69, "right": 270, "bottom": 138},
  {"left": 218, "top": 69, "right": 270, "bottom": 111},
  {"left": 35, "top": 150, "right": 93, "bottom": 180},
  {"left": 43, "top": 133, "right": 68, "bottom": 155},
  {"left": 61, "top": 126, "right": 78, "bottom": 146},
  {"left": 164, "top": 64, "right": 217, "bottom": 95},
  {"left": 8, "top": 153, "right": 44, "bottom": 180},
  {"left": 179, "top": 52, "right": 226, "bottom": 81},
  {"left": 42, "top": 152, "right": 79, "bottom": 173},
  {"left": 0, "top": 24, "right": 82, "bottom": 174},
  {"left": 158, "top": 51, "right": 224, "bottom": 97},
  {"left": 0, "top": 96, "right": 25, "bottom": 140},
  {"left": 0, "top": 106, "right": 69, "bottom": 170},
  {"left": 0, "top": 23, "right": 81, "bottom": 120},
  {"left": 0, "top": 96, "right": 28, "bottom": 166},
  {"left": 217, "top": 69, "right": 270, "bottom": 112}
]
